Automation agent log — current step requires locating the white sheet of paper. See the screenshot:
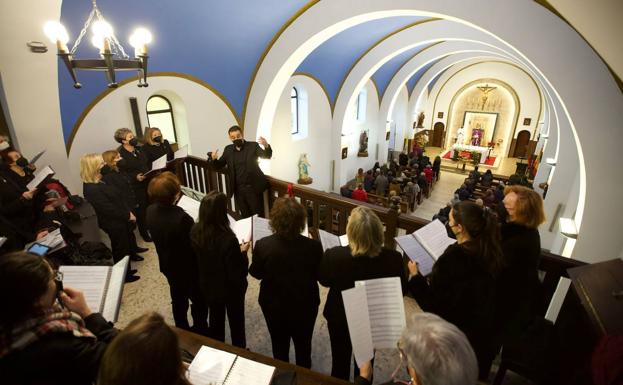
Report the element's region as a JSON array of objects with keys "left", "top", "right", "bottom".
[
  {"left": 339, "top": 234, "right": 349, "bottom": 246},
  {"left": 187, "top": 346, "right": 237, "bottom": 385},
  {"left": 226, "top": 356, "right": 275, "bottom": 385},
  {"left": 26, "top": 165, "right": 55, "bottom": 190},
  {"left": 318, "top": 229, "right": 341, "bottom": 252},
  {"left": 395, "top": 234, "right": 435, "bottom": 276},
  {"left": 102, "top": 257, "right": 129, "bottom": 322},
  {"left": 232, "top": 216, "right": 253, "bottom": 244},
  {"left": 59, "top": 265, "right": 109, "bottom": 313},
  {"left": 174, "top": 145, "right": 188, "bottom": 159},
  {"left": 177, "top": 195, "right": 201, "bottom": 222},
  {"left": 252, "top": 215, "right": 273, "bottom": 248},
  {"left": 414, "top": 219, "right": 456, "bottom": 259},
  {"left": 355, "top": 277, "right": 406, "bottom": 349},
  {"left": 151, "top": 154, "right": 167, "bottom": 171},
  {"left": 37, "top": 228, "right": 64, "bottom": 248},
  {"left": 342, "top": 285, "right": 375, "bottom": 366}
]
